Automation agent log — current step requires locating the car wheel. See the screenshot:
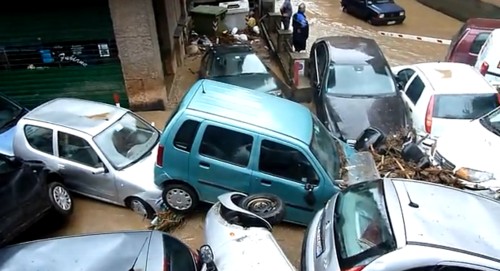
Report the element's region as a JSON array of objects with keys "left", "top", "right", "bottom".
[
  {"left": 162, "top": 183, "right": 199, "bottom": 214},
  {"left": 239, "top": 193, "right": 285, "bottom": 225},
  {"left": 127, "top": 197, "right": 155, "bottom": 220},
  {"left": 48, "top": 182, "right": 73, "bottom": 217}
]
